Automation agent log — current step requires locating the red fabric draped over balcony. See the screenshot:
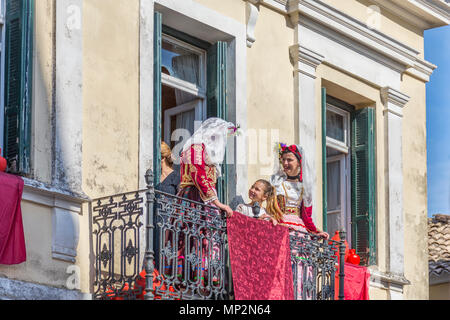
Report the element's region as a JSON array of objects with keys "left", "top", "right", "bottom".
[
  {"left": 227, "top": 212, "right": 294, "bottom": 300},
  {"left": 0, "top": 172, "right": 26, "bottom": 265},
  {"left": 335, "top": 262, "right": 370, "bottom": 300}
]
